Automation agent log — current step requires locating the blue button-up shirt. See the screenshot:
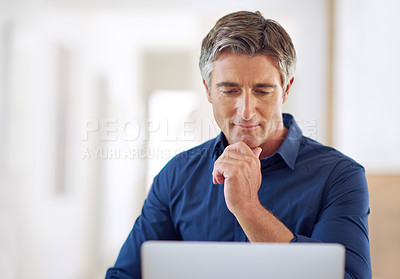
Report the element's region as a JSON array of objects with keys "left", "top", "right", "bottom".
[{"left": 106, "top": 113, "right": 371, "bottom": 279}]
